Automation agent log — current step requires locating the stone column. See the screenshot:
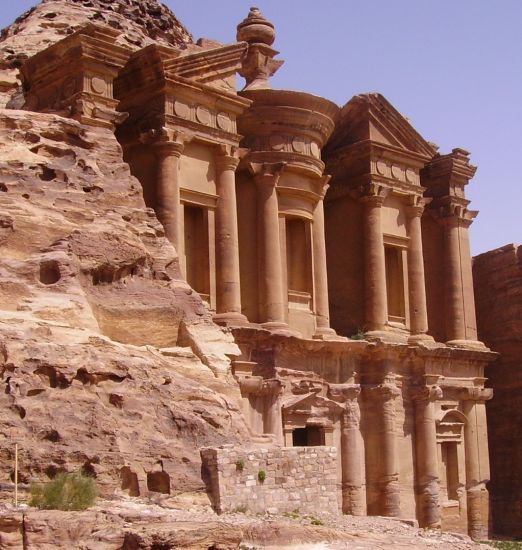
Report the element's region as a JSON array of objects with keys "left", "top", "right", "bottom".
[
  {"left": 154, "top": 140, "right": 184, "bottom": 249},
  {"left": 443, "top": 215, "right": 466, "bottom": 343},
  {"left": 255, "top": 164, "right": 288, "bottom": 330},
  {"left": 313, "top": 179, "right": 338, "bottom": 339},
  {"left": 366, "top": 379, "right": 401, "bottom": 517},
  {"left": 214, "top": 153, "right": 247, "bottom": 325},
  {"left": 338, "top": 385, "right": 365, "bottom": 515},
  {"left": 361, "top": 186, "right": 388, "bottom": 335},
  {"left": 461, "top": 387, "right": 493, "bottom": 540},
  {"left": 262, "top": 379, "right": 284, "bottom": 444},
  {"left": 412, "top": 384, "right": 443, "bottom": 528},
  {"left": 406, "top": 202, "right": 432, "bottom": 342}
]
